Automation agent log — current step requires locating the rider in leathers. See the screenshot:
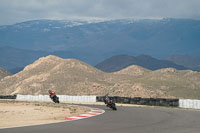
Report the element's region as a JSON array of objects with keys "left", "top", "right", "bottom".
[
  {"left": 104, "top": 94, "right": 112, "bottom": 107},
  {"left": 48, "top": 89, "right": 56, "bottom": 99}
]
